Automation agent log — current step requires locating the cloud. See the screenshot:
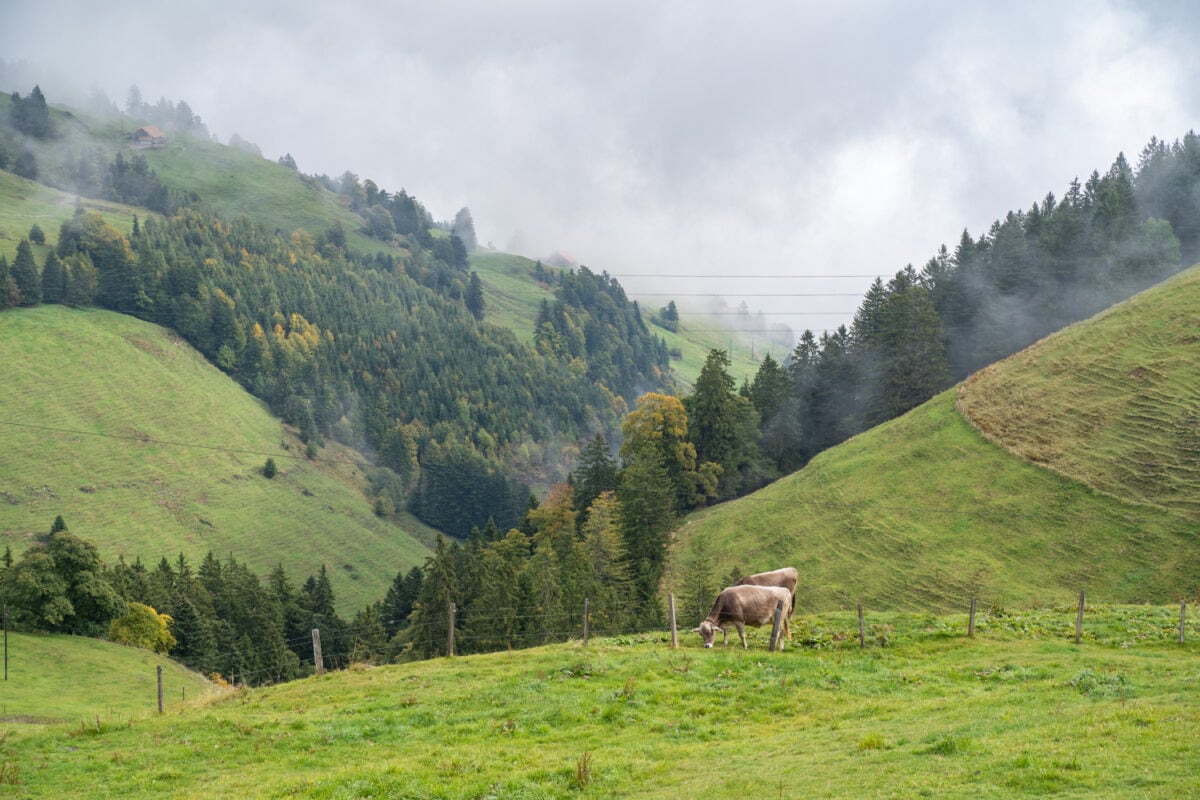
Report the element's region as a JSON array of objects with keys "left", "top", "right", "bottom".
[{"left": 3, "top": 0, "right": 1198, "bottom": 341}]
